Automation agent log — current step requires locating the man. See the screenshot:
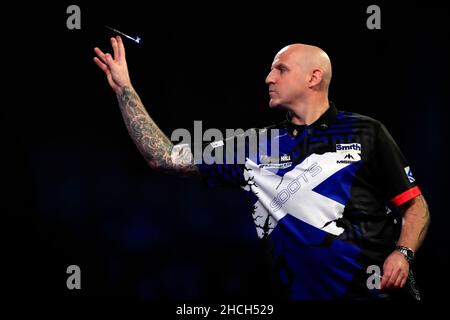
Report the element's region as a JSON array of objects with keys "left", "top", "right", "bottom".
[{"left": 94, "top": 37, "right": 430, "bottom": 299}]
